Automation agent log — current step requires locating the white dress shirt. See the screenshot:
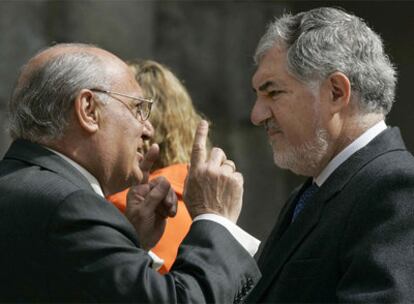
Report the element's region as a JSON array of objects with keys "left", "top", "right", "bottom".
[
  {"left": 46, "top": 148, "right": 261, "bottom": 265},
  {"left": 315, "top": 120, "right": 387, "bottom": 186}
]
